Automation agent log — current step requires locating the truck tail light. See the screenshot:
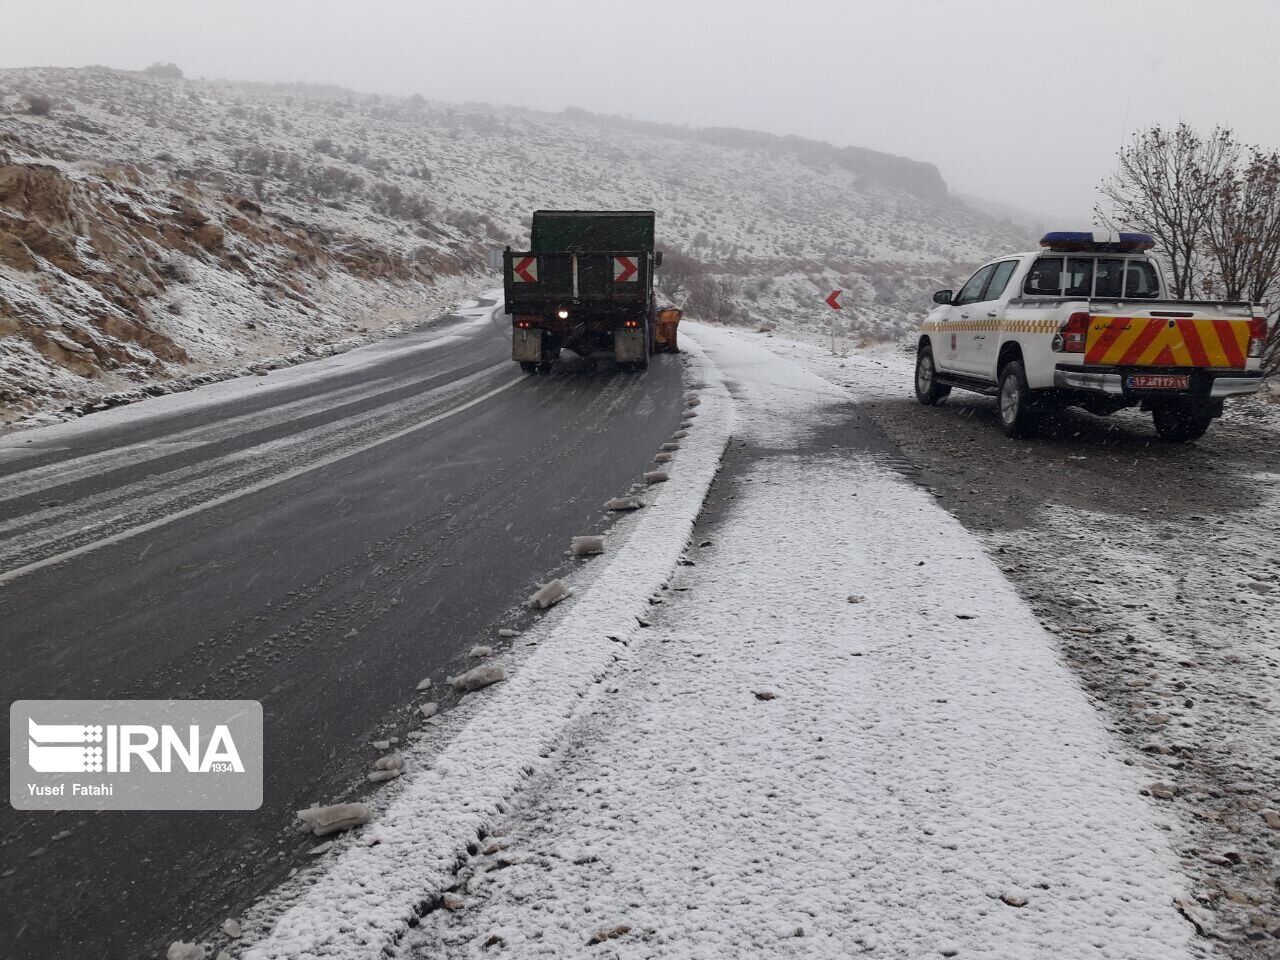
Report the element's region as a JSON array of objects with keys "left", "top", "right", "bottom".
[
  {"left": 1054, "top": 312, "right": 1090, "bottom": 353},
  {"left": 1248, "top": 315, "right": 1268, "bottom": 358},
  {"left": 623, "top": 319, "right": 641, "bottom": 329},
  {"left": 514, "top": 315, "right": 539, "bottom": 330}
]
